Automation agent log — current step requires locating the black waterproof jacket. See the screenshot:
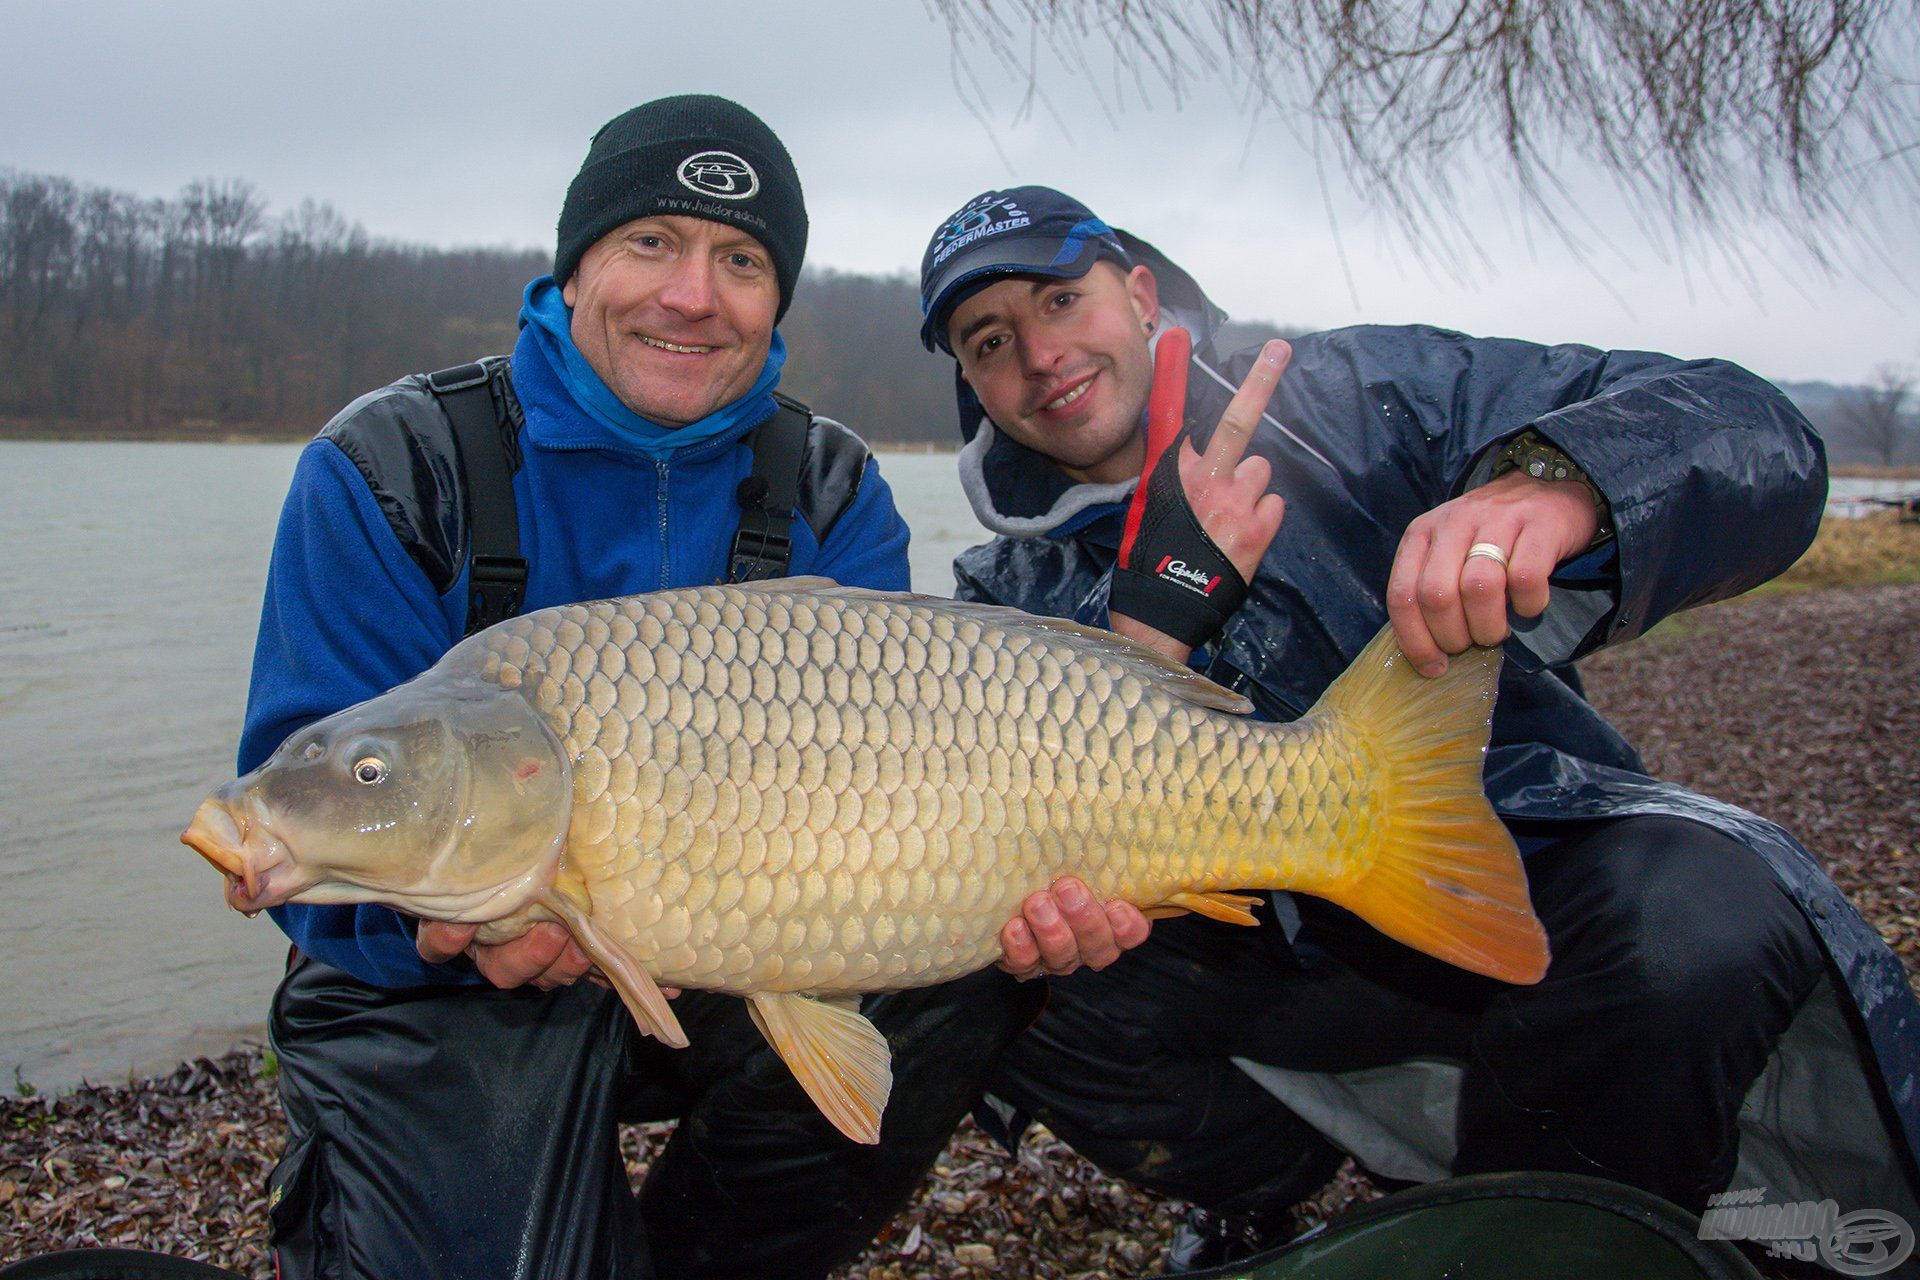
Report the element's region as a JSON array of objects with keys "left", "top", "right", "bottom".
[{"left": 949, "top": 235, "right": 1920, "bottom": 1206}]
